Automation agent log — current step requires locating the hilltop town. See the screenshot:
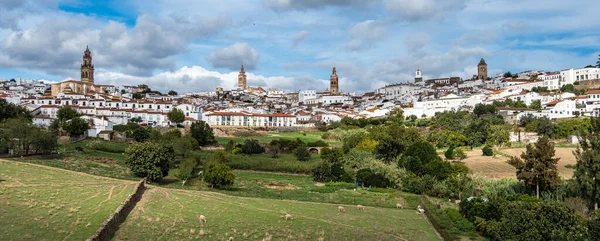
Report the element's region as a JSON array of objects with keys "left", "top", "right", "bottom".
[{"left": 1, "top": 47, "right": 599, "bottom": 138}]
